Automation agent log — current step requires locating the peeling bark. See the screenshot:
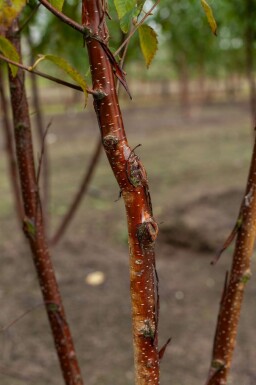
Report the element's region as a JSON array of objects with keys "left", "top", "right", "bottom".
[
  {"left": 82, "top": 1, "right": 160, "bottom": 384},
  {"left": 206, "top": 135, "right": 256, "bottom": 385},
  {"left": 7, "top": 22, "right": 83, "bottom": 385}
]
